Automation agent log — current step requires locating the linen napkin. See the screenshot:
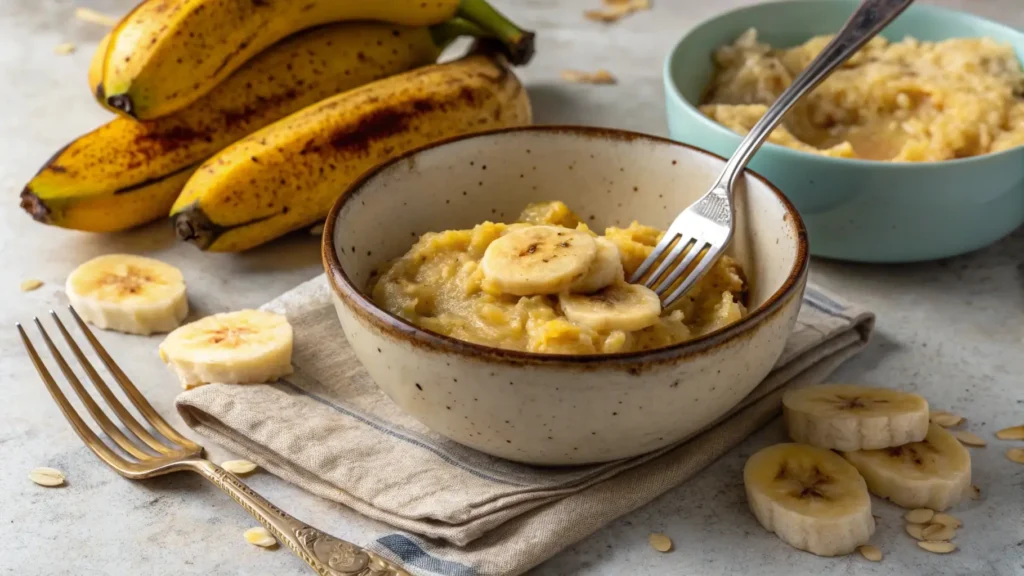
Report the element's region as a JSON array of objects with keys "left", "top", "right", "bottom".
[{"left": 176, "top": 275, "right": 874, "bottom": 576}]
